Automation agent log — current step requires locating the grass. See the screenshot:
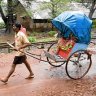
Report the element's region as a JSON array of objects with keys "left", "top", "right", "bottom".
[
  {"left": 28, "top": 31, "right": 57, "bottom": 43},
  {"left": 0, "top": 30, "right": 57, "bottom": 43},
  {"left": 36, "top": 37, "right": 56, "bottom": 42}
]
